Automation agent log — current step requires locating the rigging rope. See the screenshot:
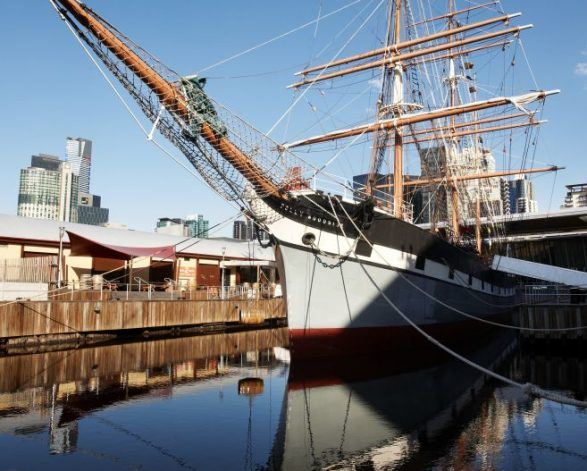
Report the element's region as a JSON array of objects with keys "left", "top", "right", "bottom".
[
  {"left": 266, "top": 0, "right": 386, "bottom": 136},
  {"left": 197, "top": 0, "right": 364, "bottom": 74}
]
